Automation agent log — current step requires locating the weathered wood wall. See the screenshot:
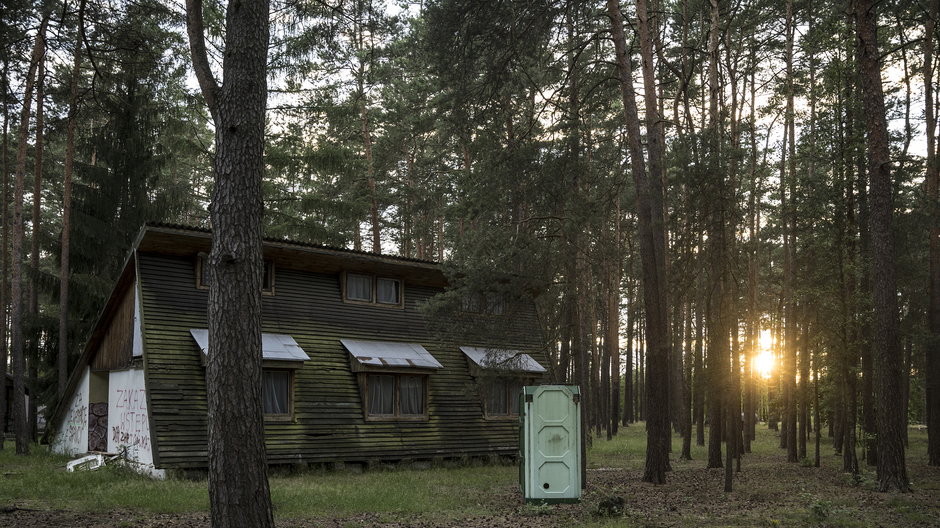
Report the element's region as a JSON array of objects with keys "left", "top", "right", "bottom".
[
  {"left": 139, "top": 251, "right": 546, "bottom": 469},
  {"left": 91, "top": 285, "right": 135, "bottom": 371}
]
